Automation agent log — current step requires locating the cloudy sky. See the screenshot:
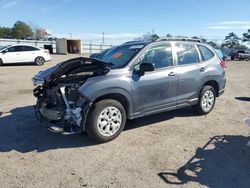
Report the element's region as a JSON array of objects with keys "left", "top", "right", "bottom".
[{"left": 0, "top": 0, "right": 250, "bottom": 44}]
